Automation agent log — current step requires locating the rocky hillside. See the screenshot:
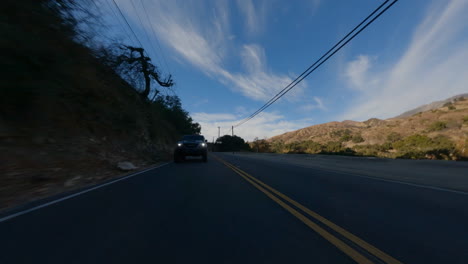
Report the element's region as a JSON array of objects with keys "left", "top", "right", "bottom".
[
  {"left": 0, "top": 0, "right": 199, "bottom": 211},
  {"left": 266, "top": 95, "right": 468, "bottom": 160},
  {"left": 396, "top": 93, "right": 468, "bottom": 118}
]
